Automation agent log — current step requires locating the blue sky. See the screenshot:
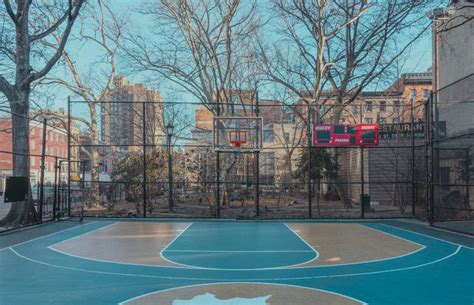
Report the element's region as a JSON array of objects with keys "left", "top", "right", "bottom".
[{"left": 45, "top": 0, "right": 435, "bottom": 124}]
